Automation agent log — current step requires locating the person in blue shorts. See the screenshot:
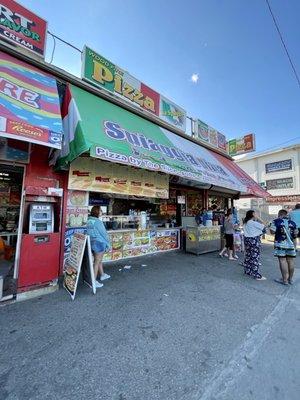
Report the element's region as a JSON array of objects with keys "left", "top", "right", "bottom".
[
  {"left": 270, "top": 209, "right": 298, "bottom": 285},
  {"left": 86, "top": 206, "right": 111, "bottom": 288}
]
